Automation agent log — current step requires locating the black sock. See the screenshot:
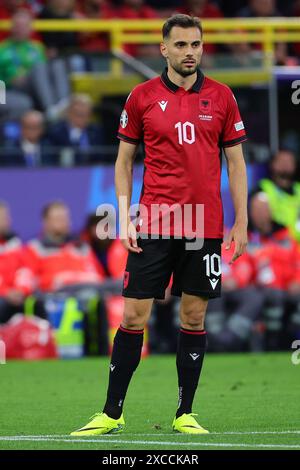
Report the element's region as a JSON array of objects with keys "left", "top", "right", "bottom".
[
  {"left": 176, "top": 328, "right": 207, "bottom": 418},
  {"left": 103, "top": 325, "right": 144, "bottom": 419}
]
